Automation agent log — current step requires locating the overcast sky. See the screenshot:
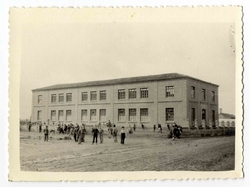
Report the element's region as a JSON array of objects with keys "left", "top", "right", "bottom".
[{"left": 20, "top": 21, "right": 236, "bottom": 119}]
